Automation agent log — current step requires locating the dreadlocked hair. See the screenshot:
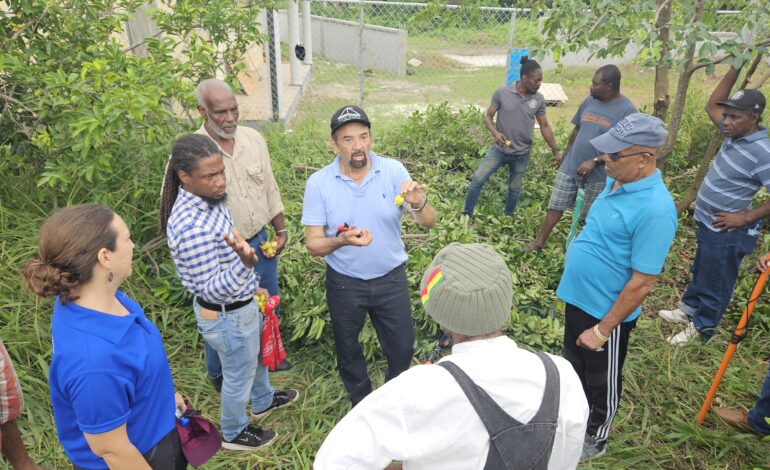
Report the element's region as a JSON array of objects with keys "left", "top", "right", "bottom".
[
  {"left": 520, "top": 56, "right": 541, "bottom": 79},
  {"left": 159, "top": 134, "right": 221, "bottom": 233}
]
